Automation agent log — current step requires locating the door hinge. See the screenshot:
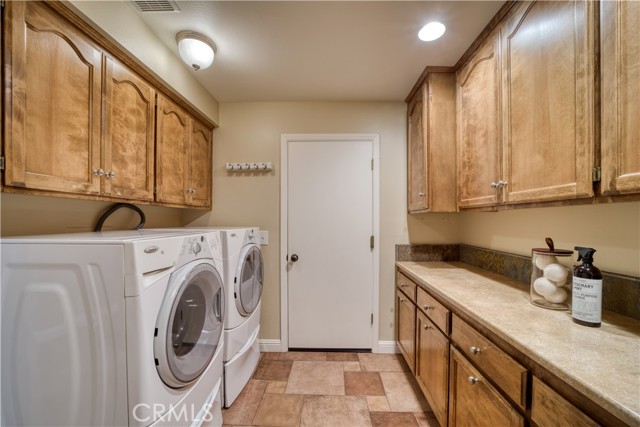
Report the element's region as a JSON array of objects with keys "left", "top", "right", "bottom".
[
  {"left": 371, "top": 158, "right": 374, "bottom": 170},
  {"left": 593, "top": 166, "right": 601, "bottom": 182},
  {"left": 371, "top": 313, "right": 374, "bottom": 326},
  {"left": 370, "top": 235, "right": 374, "bottom": 249},
  {"left": 153, "top": 186, "right": 157, "bottom": 194},
  {"left": 0, "top": 156, "right": 5, "bottom": 171}
]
